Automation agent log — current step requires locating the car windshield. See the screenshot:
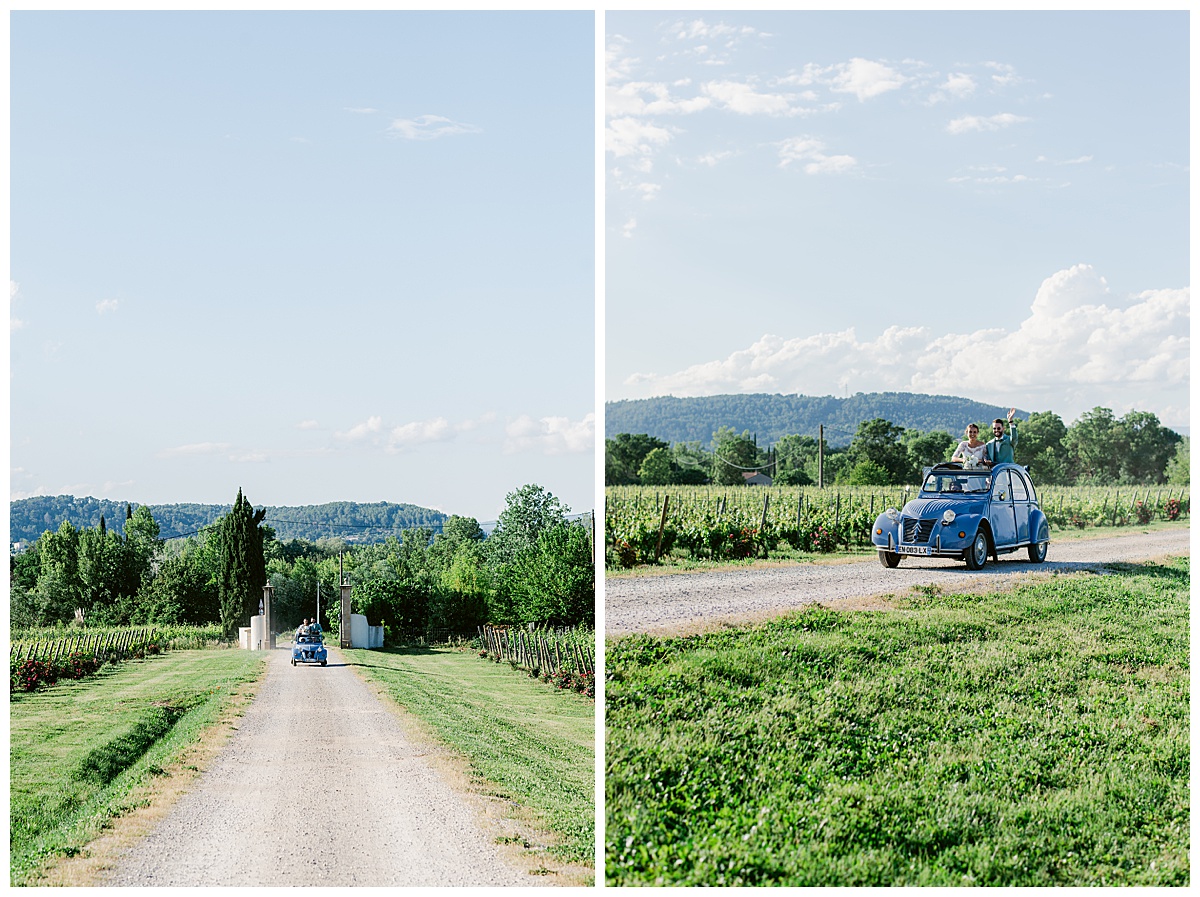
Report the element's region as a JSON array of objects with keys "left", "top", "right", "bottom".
[{"left": 922, "top": 472, "right": 992, "bottom": 494}]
